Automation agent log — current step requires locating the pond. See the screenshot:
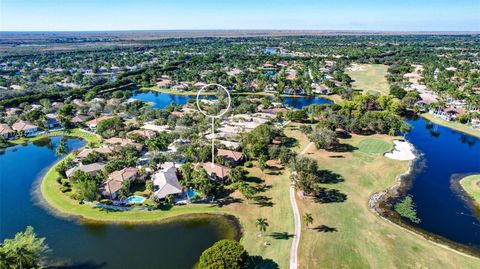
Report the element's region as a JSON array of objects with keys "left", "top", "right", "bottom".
[
  {"left": 0, "top": 137, "right": 240, "bottom": 268},
  {"left": 401, "top": 118, "right": 480, "bottom": 250},
  {"left": 131, "top": 91, "right": 333, "bottom": 109}
]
